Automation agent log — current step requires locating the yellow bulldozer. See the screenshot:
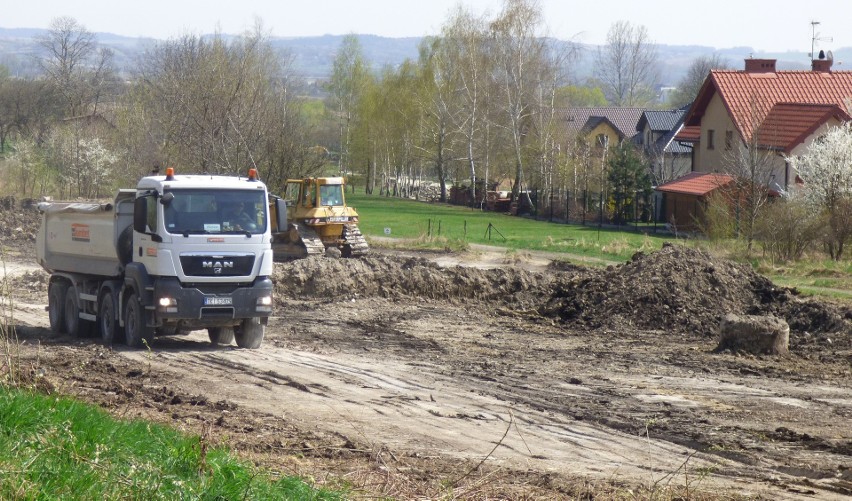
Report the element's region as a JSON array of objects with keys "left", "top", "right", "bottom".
[{"left": 270, "top": 177, "right": 369, "bottom": 259}]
